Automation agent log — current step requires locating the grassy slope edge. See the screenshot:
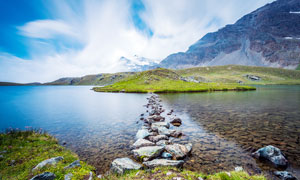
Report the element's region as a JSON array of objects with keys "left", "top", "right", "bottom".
[
  {"left": 0, "top": 130, "right": 95, "bottom": 180},
  {"left": 0, "top": 130, "right": 267, "bottom": 180},
  {"left": 93, "top": 68, "right": 255, "bottom": 93}
]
